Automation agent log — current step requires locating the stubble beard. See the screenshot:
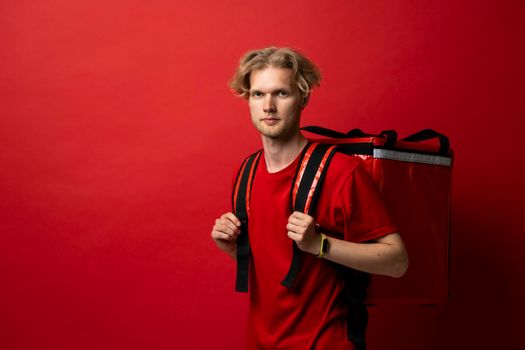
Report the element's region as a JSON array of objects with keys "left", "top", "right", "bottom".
[{"left": 253, "top": 116, "right": 301, "bottom": 141}]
